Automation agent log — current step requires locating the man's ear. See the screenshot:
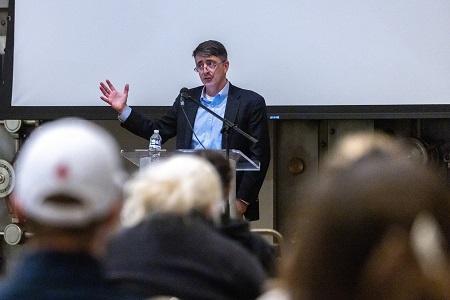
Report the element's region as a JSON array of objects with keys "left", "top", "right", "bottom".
[
  {"left": 8, "top": 193, "right": 27, "bottom": 223},
  {"left": 104, "top": 199, "right": 123, "bottom": 231}
]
